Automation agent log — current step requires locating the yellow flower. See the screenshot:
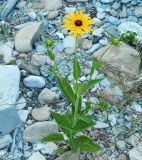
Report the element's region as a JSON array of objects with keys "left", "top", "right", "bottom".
[{"left": 62, "top": 10, "right": 94, "bottom": 38}]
